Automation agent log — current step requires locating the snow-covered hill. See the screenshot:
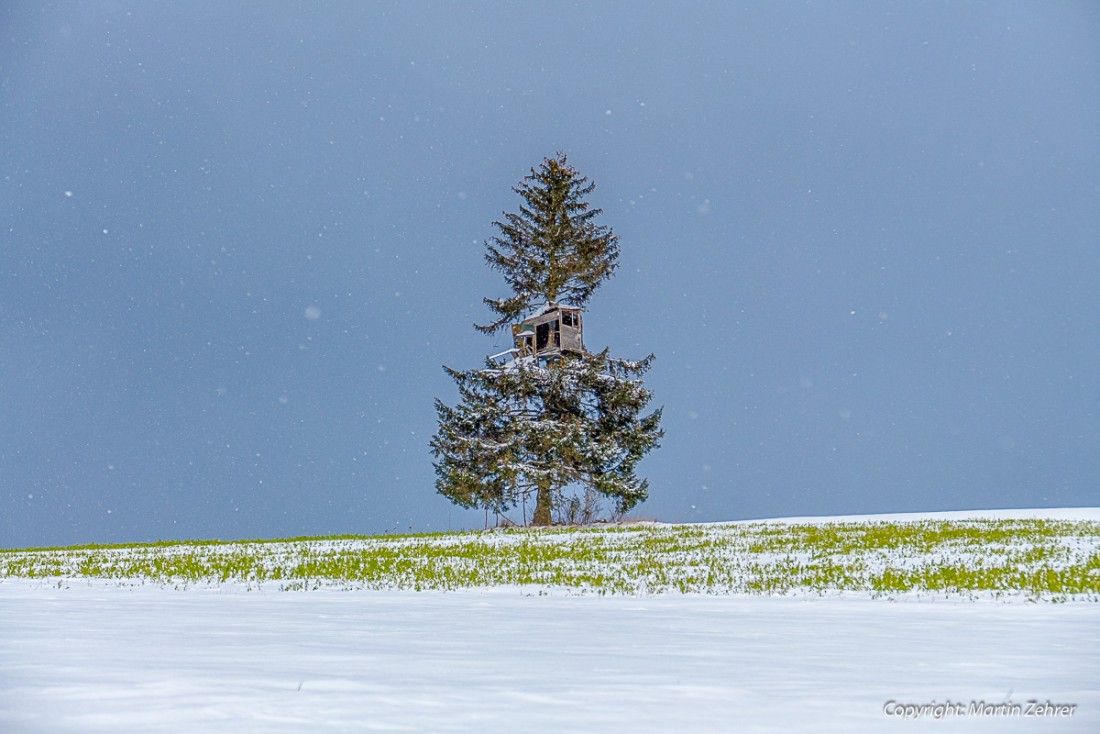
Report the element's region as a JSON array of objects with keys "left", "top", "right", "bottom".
[
  {"left": 0, "top": 578, "right": 1095, "bottom": 733},
  {"left": 2, "top": 509, "right": 1097, "bottom": 733},
  {"left": 4, "top": 507, "right": 1096, "bottom": 599},
  {"left": 731, "top": 506, "right": 1100, "bottom": 524}
]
